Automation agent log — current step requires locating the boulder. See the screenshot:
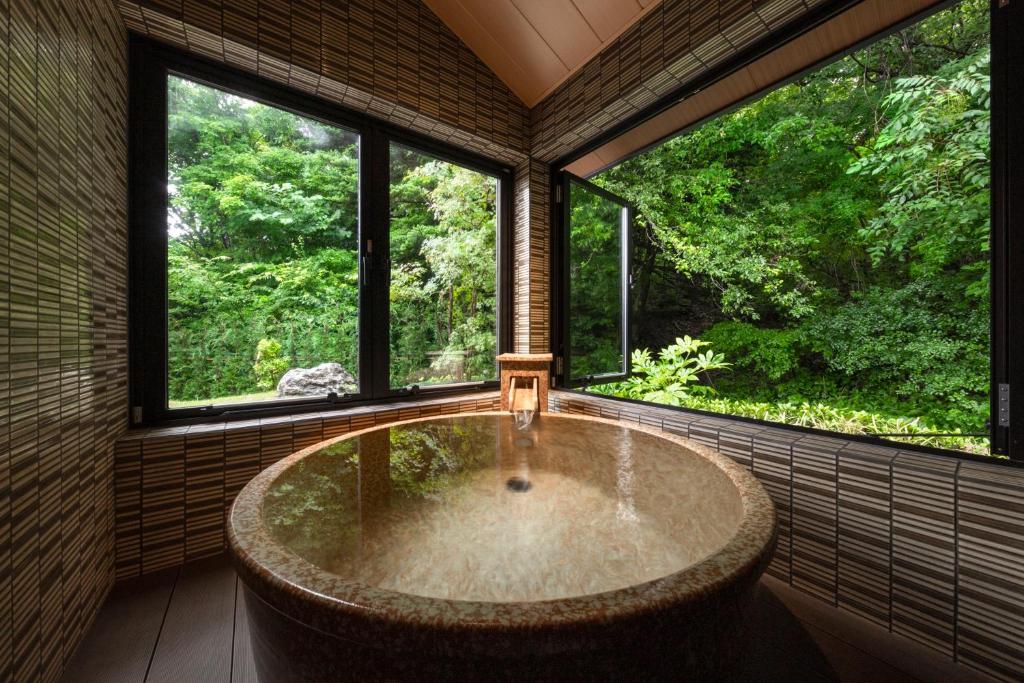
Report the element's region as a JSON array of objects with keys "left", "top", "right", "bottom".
[{"left": 277, "top": 362, "right": 357, "bottom": 397}]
